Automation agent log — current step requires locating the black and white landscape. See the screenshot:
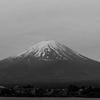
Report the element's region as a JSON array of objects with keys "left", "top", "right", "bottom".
[
  {"left": 0, "top": 40, "right": 100, "bottom": 87},
  {"left": 1, "top": 0, "right": 100, "bottom": 98}
]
